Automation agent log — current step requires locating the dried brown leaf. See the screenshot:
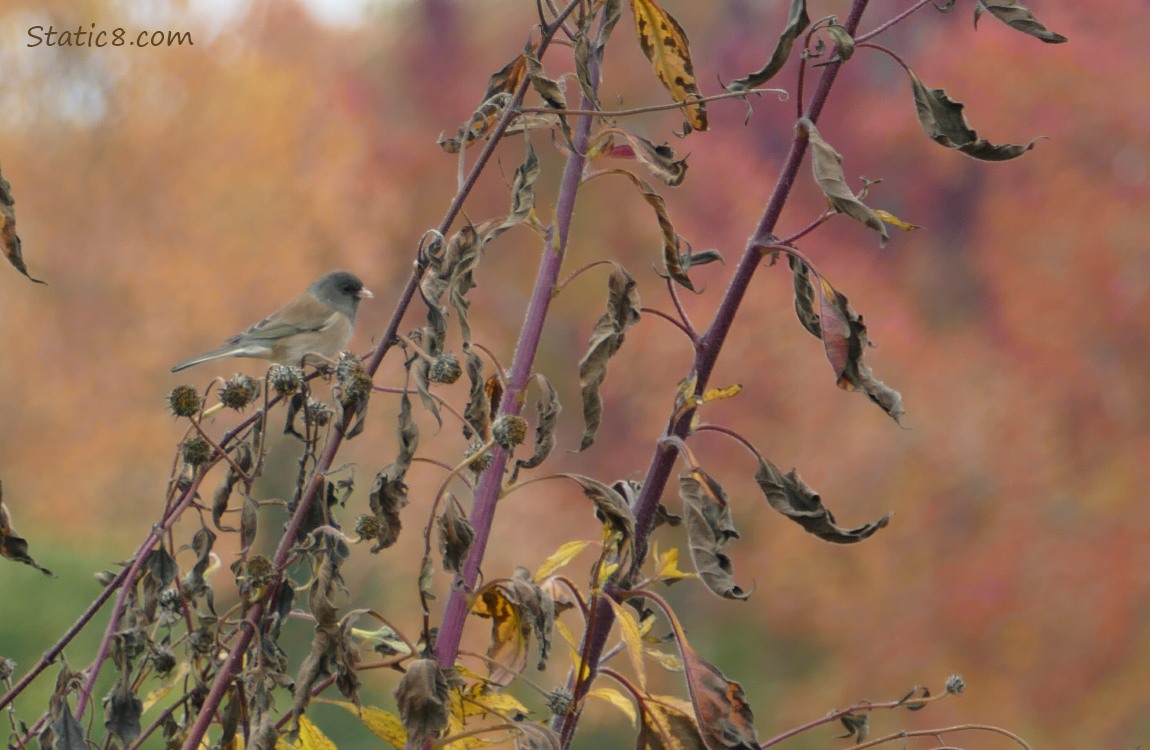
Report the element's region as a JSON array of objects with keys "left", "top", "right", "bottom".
[
  {"left": 754, "top": 456, "right": 890, "bottom": 543},
  {"left": 907, "top": 66, "right": 1042, "bottom": 160},
  {"left": 0, "top": 164, "right": 45, "bottom": 283},
  {"left": 799, "top": 118, "right": 888, "bottom": 245},
  {"left": 578, "top": 266, "right": 641, "bottom": 450},
  {"left": 680, "top": 470, "right": 748, "bottom": 600},
  {"left": 638, "top": 698, "right": 707, "bottom": 750},
  {"left": 725, "top": 0, "right": 810, "bottom": 92},
  {"left": 0, "top": 481, "right": 54, "bottom": 576},
  {"left": 974, "top": 0, "right": 1067, "bottom": 43},
  {"left": 394, "top": 659, "right": 450, "bottom": 746},
  {"left": 512, "top": 373, "right": 562, "bottom": 480},
  {"left": 437, "top": 493, "right": 475, "bottom": 575},
  {"left": 681, "top": 645, "right": 759, "bottom": 750}
]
